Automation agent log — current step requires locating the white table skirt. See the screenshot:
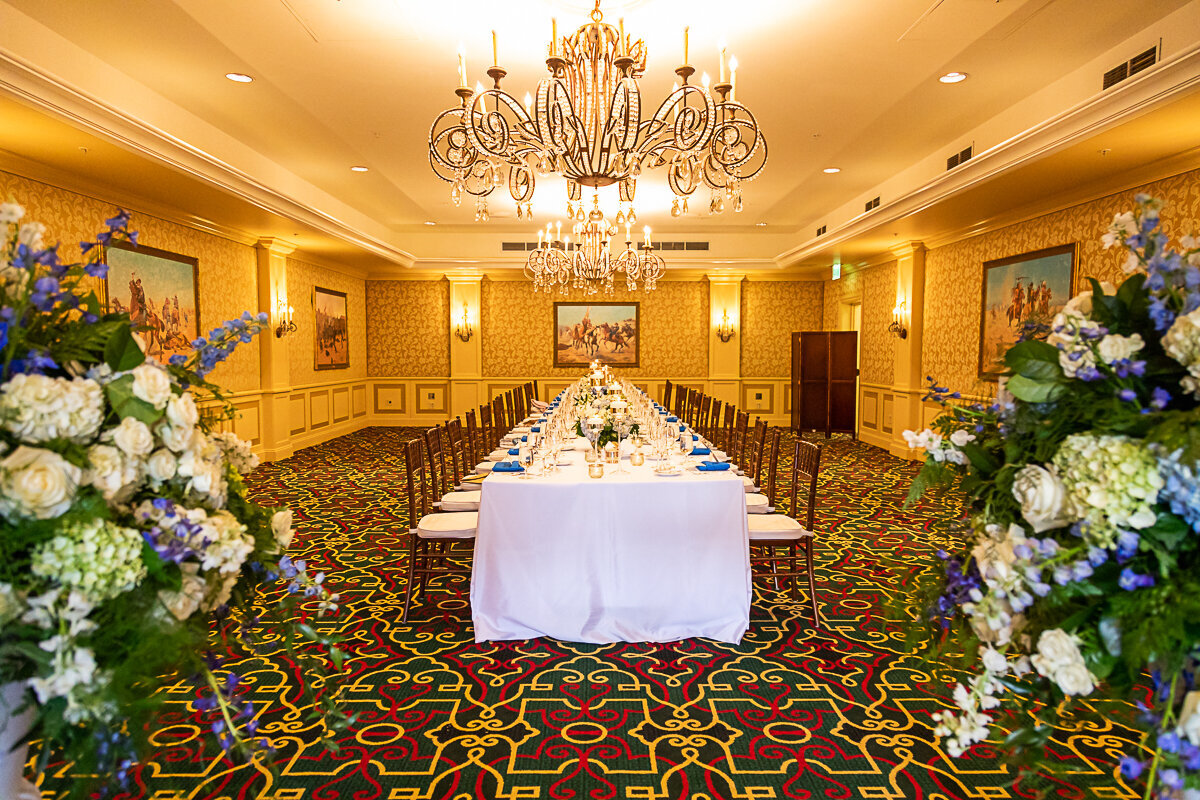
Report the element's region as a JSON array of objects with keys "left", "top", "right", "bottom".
[{"left": 470, "top": 448, "right": 751, "bottom": 644}]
